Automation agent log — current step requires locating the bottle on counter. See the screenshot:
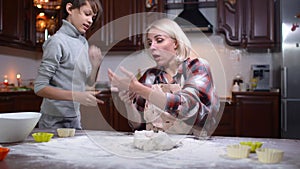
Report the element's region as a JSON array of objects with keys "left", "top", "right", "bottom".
[
  {"left": 233, "top": 74, "right": 243, "bottom": 86},
  {"left": 239, "top": 82, "right": 249, "bottom": 92},
  {"left": 232, "top": 82, "right": 240, "bottom": 92}
]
